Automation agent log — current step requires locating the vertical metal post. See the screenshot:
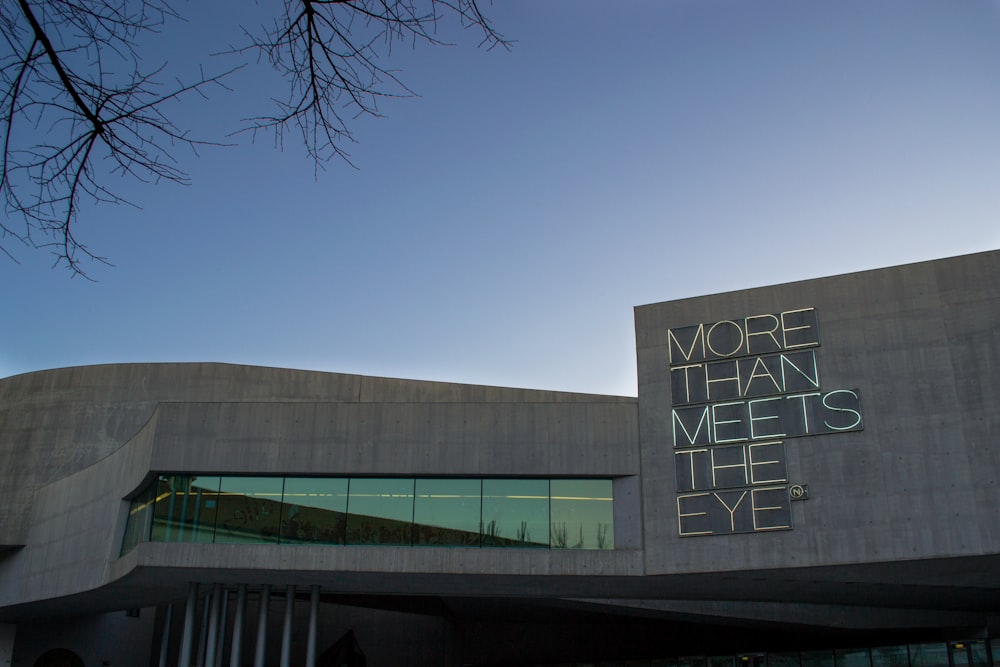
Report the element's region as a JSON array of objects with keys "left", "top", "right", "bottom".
[
  {"left": 215, "top": 589, "right": 228, "bottom": 667},
  {"left": 191, "top": 488, "right": 203, "bottom": 542},
  {"left": 230, "top": 584, "right": 247, "bottom": 667},
  {"left": 305, "top": 586, "right": 320, "bottom": 667},
  {"left": 197, "top": 592, "right": 211, "bottom": 667},
  {"left": 157, "top": 603, "right": 173, "bottom": 667},
  {"left": 280, "top": 585, "right": 295, "bottom": 667},
  {"left": 253, "top": 585, "right": 270, "bottom": 667},
  {"left": 177, "top": 480, "right": 190, "bottom": 542},
  {"left": 163, "top": 480, "right": 176, "bottom": 542},
  {"left": 178, "top": 583, "right": 198, "bottom": 667},
  {"left": 205, "top": 584, "right": 223, "bottom": 667}
]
